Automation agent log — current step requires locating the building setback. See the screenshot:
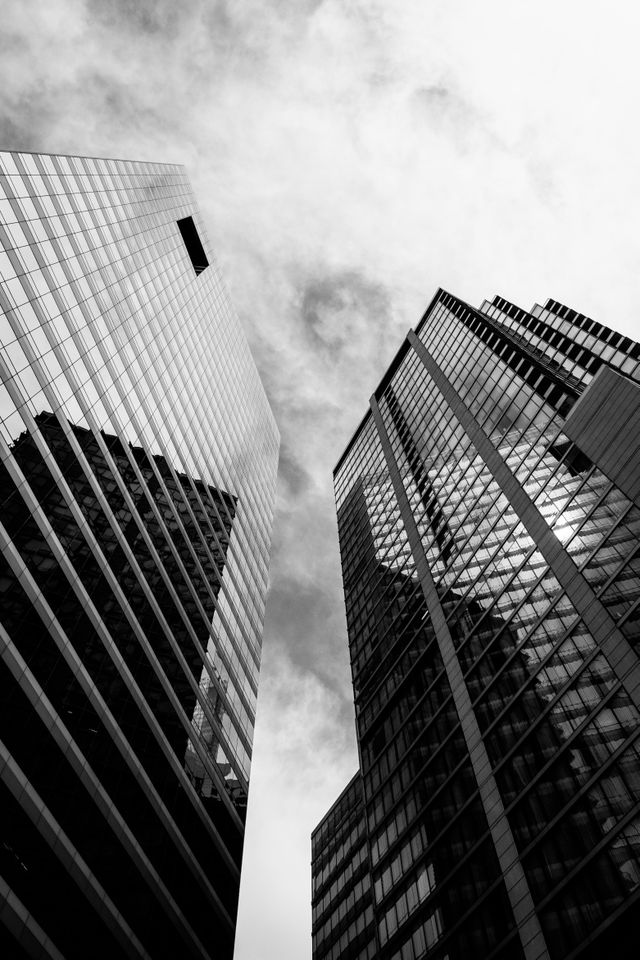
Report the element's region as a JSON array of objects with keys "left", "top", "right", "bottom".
[
  {"left": 313, "top": 289, "right": 640, "bottom": 960},
  {"left": 0, "top": 151, "right": 279, "bottom": 960}
]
